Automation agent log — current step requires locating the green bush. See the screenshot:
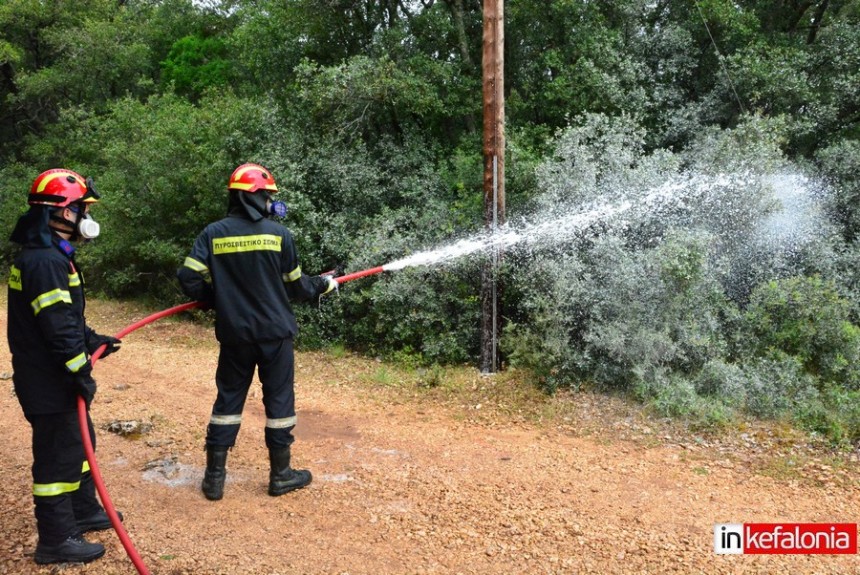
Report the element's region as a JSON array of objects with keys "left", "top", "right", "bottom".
[
  {"left": 502, "top": 319, "right": 575, "bottom": 394},
  {"left": 792, "top": 384, "right": 860, "bottom": 444},
  {"left": 742, "top": 353, "right": 813, "bottom": 418},
  {"left": 634, "top": 369, "right": 736, "bottom": 430},
  {"left": 742, "top": 275, "right": 860, "bottom": 388},
  {"left": 694, "top": 360, "right": 748, "bottom": 407},
  {"left": 817, "top": 139, "right": 860, "bottom": 243}
]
